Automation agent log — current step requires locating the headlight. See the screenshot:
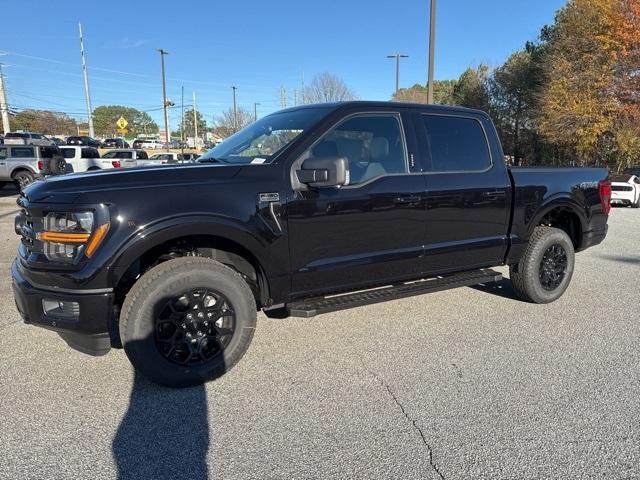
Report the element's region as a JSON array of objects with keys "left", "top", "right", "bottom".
[{"left": 36, "top": 211, "right": 110, "bottom": 263}]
